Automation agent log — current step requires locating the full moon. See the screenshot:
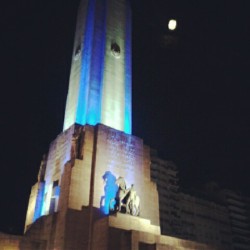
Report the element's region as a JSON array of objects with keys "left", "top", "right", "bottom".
[{"left": 168, "top": 19, "right": 177, "bottom": 30}]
